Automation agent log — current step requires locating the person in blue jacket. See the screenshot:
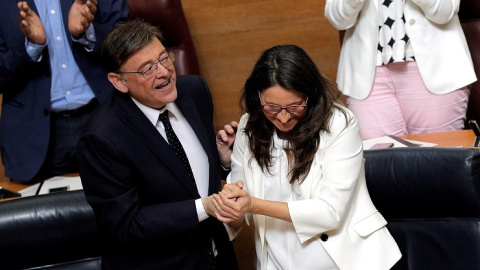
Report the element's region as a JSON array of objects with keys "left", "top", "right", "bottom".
[{"left": 0, "top": 0, "right": 128, "bottom": 182}]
